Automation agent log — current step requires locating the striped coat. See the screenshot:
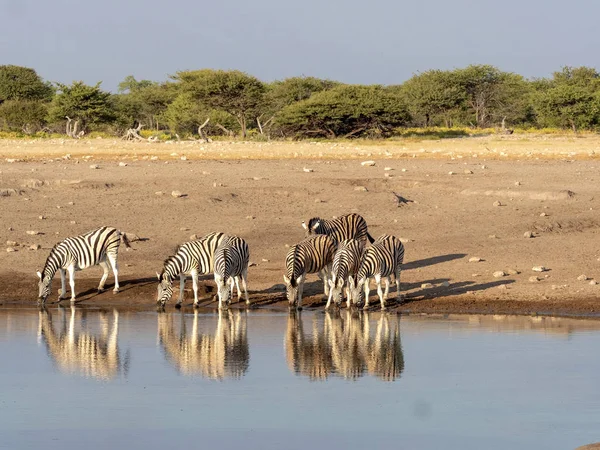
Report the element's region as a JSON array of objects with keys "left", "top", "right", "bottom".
[
  {"left": 350, "top": 235, "right": 405, "bottom": 310},
  {"left": 37, "top": 226, "right": 130, "bottom": 304},
  {"left": 213, "top": 235, "right": 250, "bottom": 309},
  {"left": 302, "top": 213, "right": 374, "bottom": 247},
  {"left": 326, "top": 239, "right": 364, "bottom": 309},
  {"left": 283, "top": 235, "right": 337, "bottom": 308},
  {"left": 157, "top": 231, "right": 225, "bottom": 307}
]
